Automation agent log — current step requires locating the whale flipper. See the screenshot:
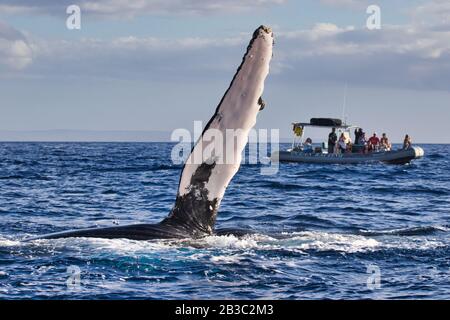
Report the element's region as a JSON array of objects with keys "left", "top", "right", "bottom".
[
  {"left": 28, "top": 26, "right": 273, "bottom": 241},
  {"left": 160, "top": 26, "right": 273, "bottom": 238}
]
